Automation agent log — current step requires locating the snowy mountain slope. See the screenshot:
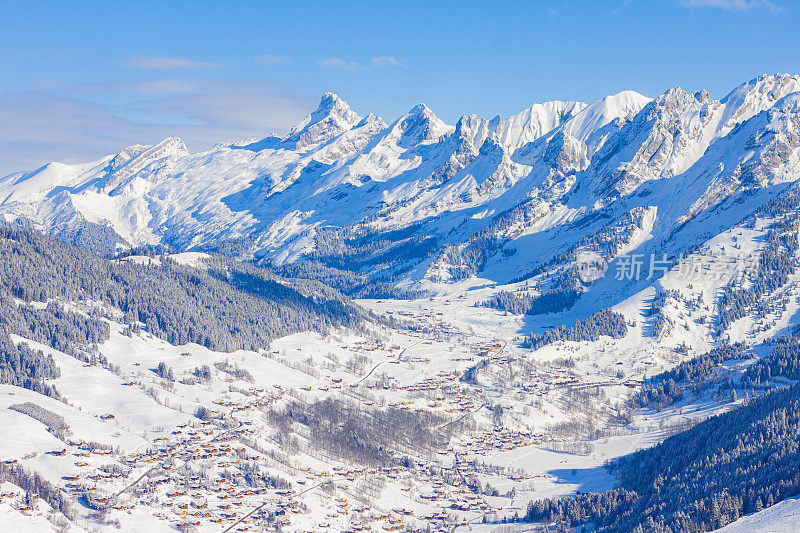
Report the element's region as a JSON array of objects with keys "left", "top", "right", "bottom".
[
  {"left": 6, "top": 151, "right": 800, "bottom": 531},
  {"left": 717, "top": 497, "right": 800, "bottom": 533},
  {"left": 428, "top": 76, "right": 800, "bottom": 286},
  {"left": 8, "top": 75, "right": 800, "bottom": 533},
  {"left": 4, "top": 220, "right": 797, "bottom": 532},
  {"left": 482, "top": 99, "right": 587, "bottom": 153},
  {"left": 2, "top": 74, "right": 800, "bottom": 294},
  {"left": 563, "top": 90, "right": 651, "bottom": 145}
]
